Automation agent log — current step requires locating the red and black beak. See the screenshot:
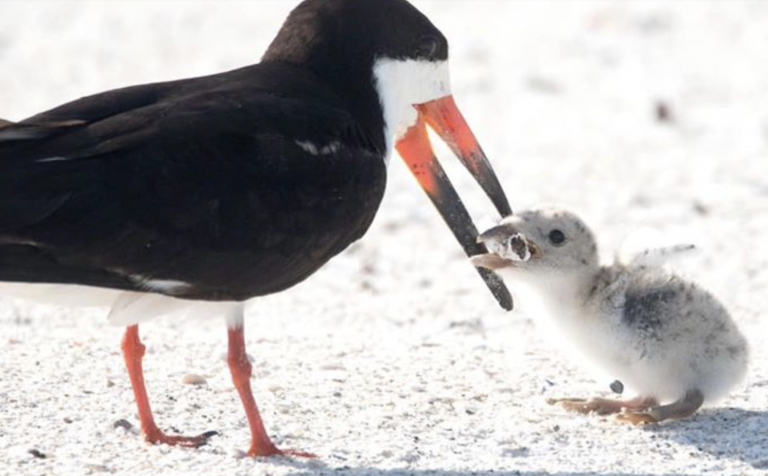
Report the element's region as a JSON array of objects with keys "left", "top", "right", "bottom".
[{"left": 396, "top": 95, "right": 513, "bottom": 311}]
